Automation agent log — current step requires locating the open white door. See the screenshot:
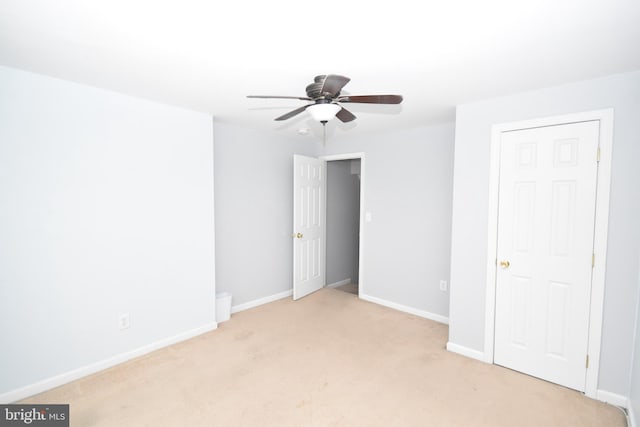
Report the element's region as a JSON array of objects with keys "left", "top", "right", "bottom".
[{"left": 293, "top": 155, "right": 326, "bottom": 300}]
